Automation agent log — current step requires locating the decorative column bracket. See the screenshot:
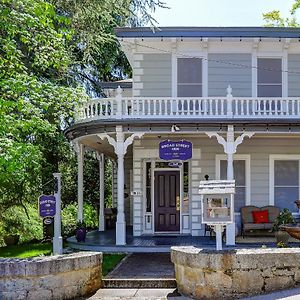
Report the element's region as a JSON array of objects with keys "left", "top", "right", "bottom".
[
  {"left": 205, "top": 126, "right": 255, "bottom": 155},
  {"left": 97, "top": 131, "right": 144, "bottom": 156}
]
